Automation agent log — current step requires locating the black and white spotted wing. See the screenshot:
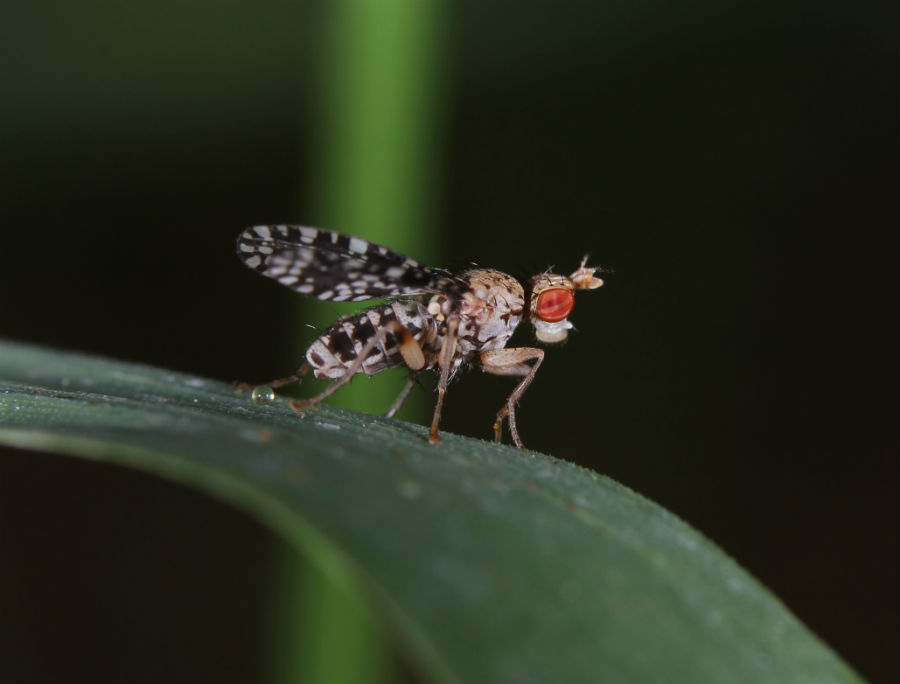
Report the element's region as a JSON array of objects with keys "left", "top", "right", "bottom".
[{"left": 237, "top": 225, "right": 456, "bottom": 302}]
